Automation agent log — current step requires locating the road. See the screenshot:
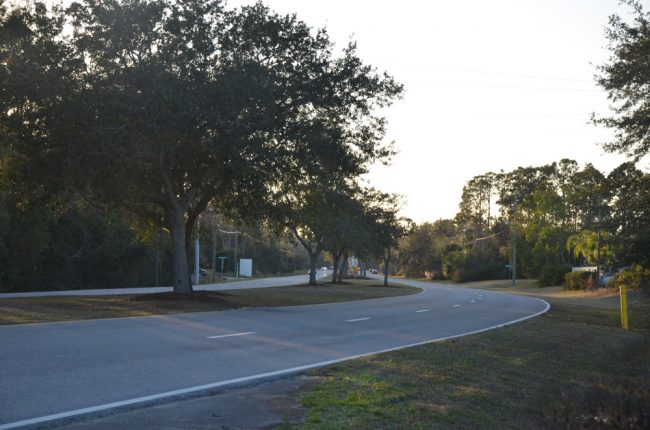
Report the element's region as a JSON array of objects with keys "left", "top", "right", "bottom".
[{"left": 0, "top": 278, "right": 548, "bottom": 429}]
